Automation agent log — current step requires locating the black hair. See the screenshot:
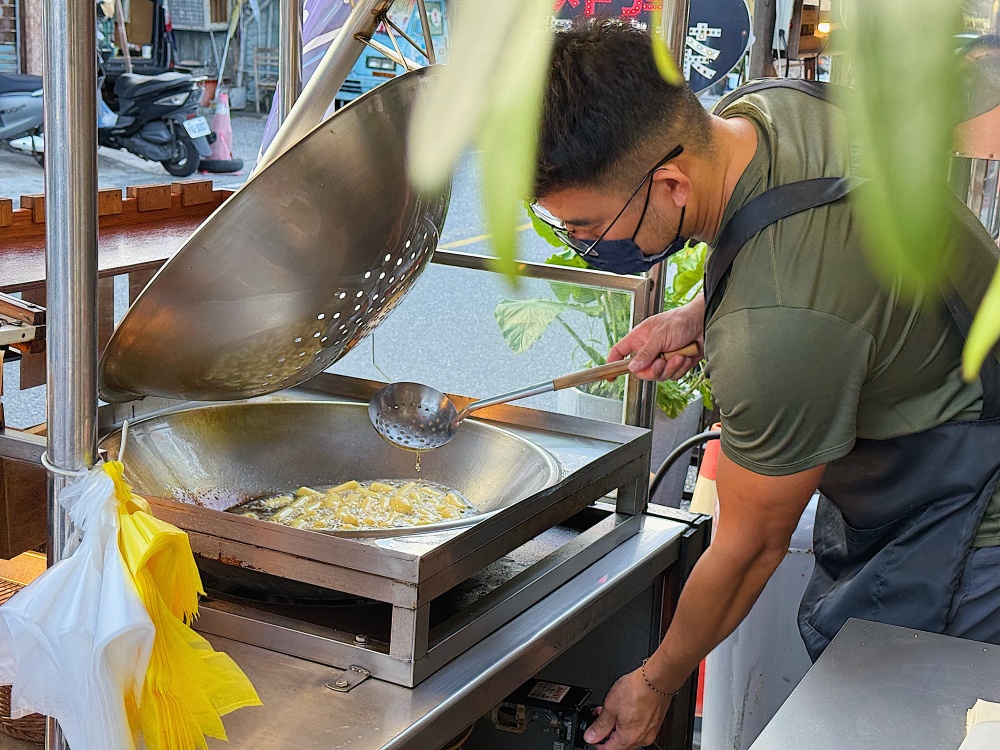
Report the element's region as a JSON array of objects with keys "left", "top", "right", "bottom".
[{"left": 534, "top": 20, "right": 712, "bottom": 199}]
